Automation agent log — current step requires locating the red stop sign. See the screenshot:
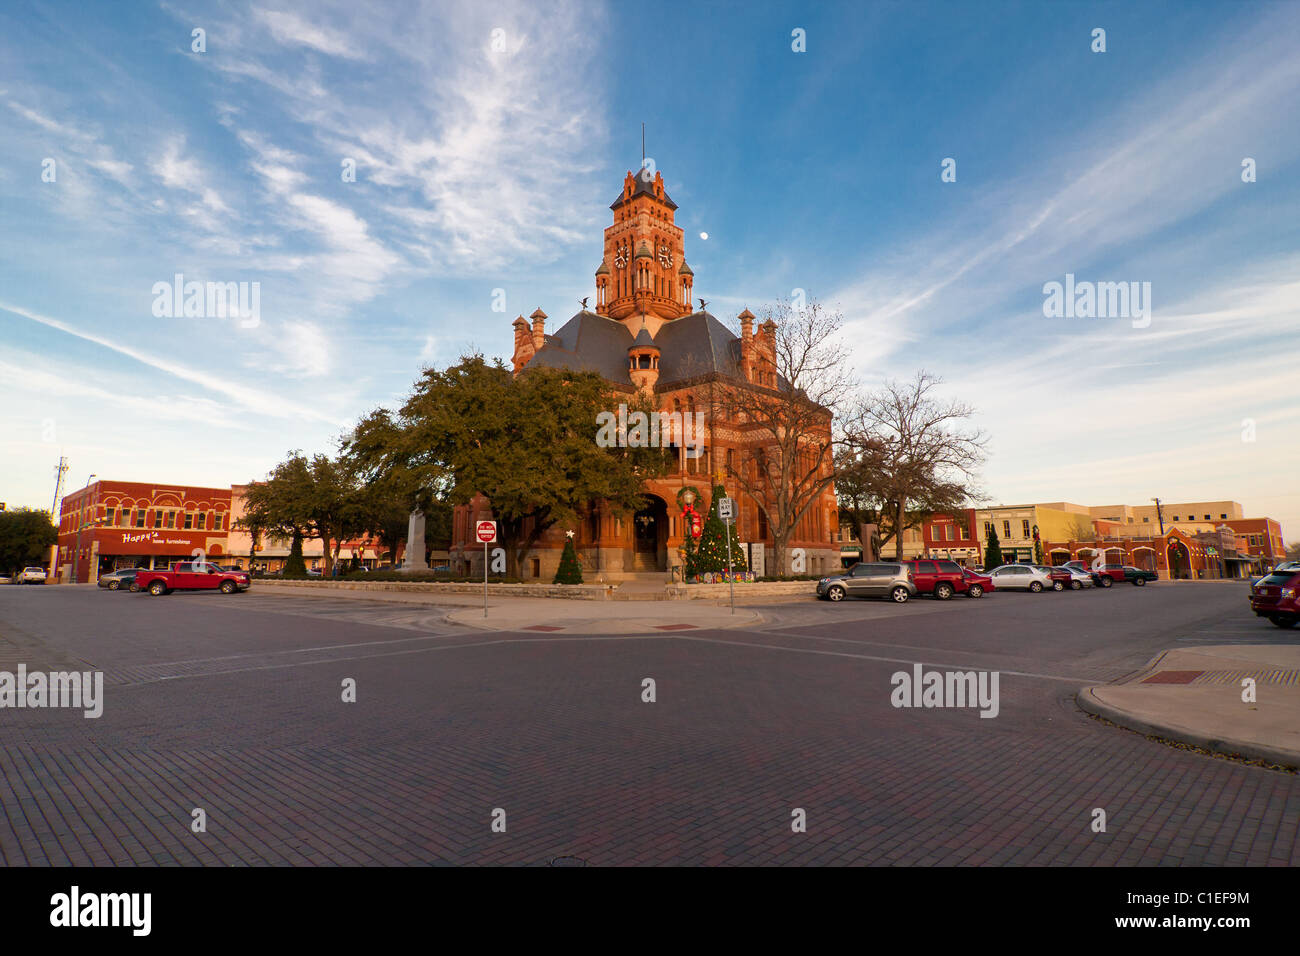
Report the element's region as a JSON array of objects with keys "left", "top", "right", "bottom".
[{"left": 476, "top": 521, "right": 497, "bottom": 543}]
